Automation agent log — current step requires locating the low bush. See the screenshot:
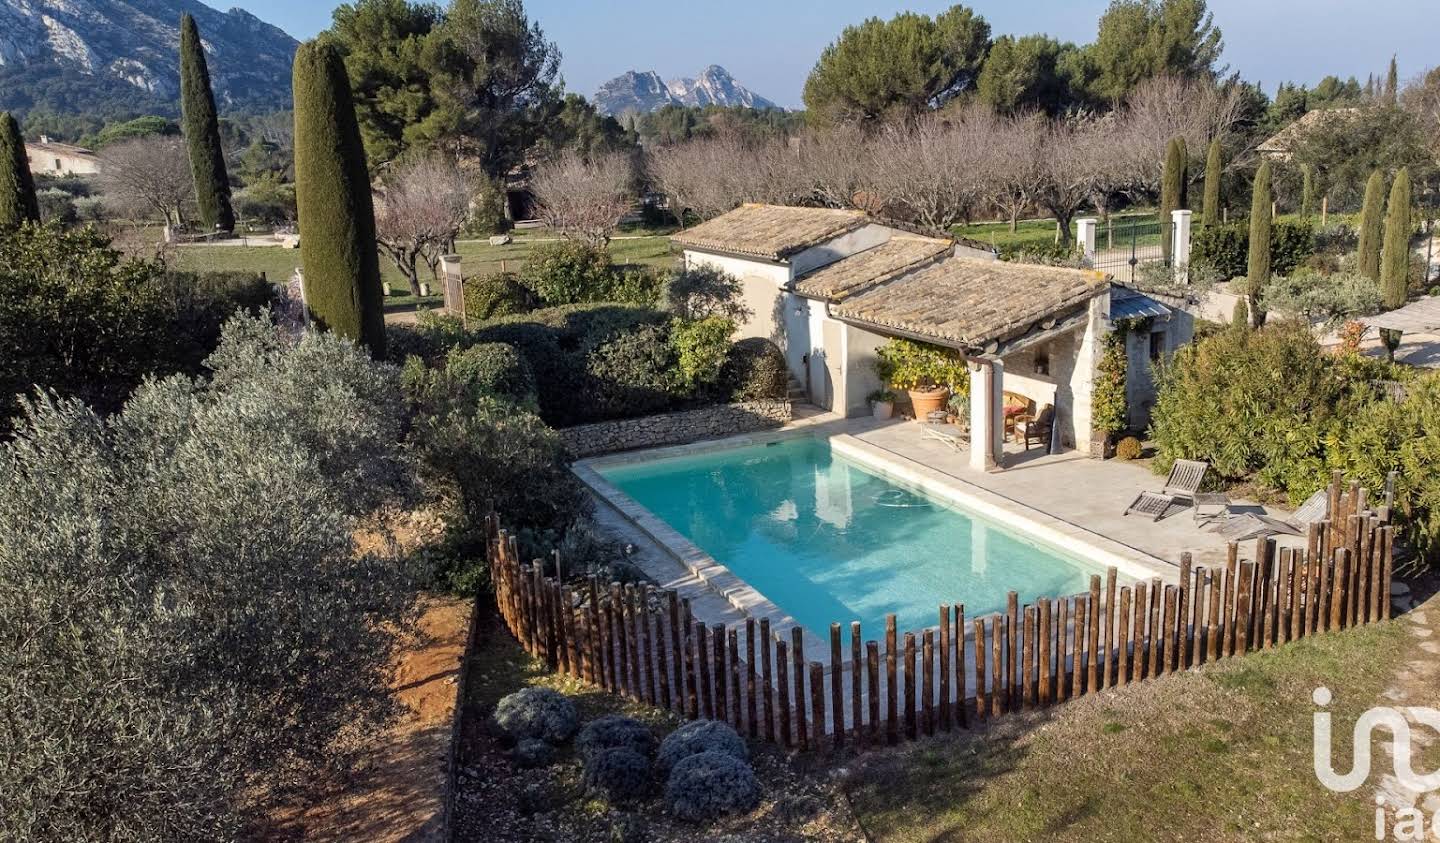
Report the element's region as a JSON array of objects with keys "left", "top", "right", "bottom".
[
  {"left": 464, "top": 271, "right": 539, "bottom": 321},
  {"left": 1115, "top": 436, "right": 1143, "bottom": 460},
  {"left": 577, "top": 716, "right": 659, "bottom": 762},
  {"left": 1262, "top": 271, "right": 1382, "bottom": 326},
  {"left": 582, "top": 322, "right": 679, "bottom": 419},
  {"left": 664, "top": 751, "right": 761, "bottom": 822},
  {"left": 493, "top": 688, "right": 579, "bottom": 745},
  {"left": 403, "top": 342, "right": 537, "bottom": 410},
  {"left": 522, "top": 240, "right": 615, "bottom": 305},
  {"left": 656, "top": 720, "right": 748, "bottom": 774},
  {"left": 720, "top": 338, "right": 789, "bottom": 402},
  {"left": 606, "top": 266, "right": 666, "bottom": 306},
  {"left": 583, "top": 747, "right": 653, "bottom": 805},
  {"left": 670, "top": 317, "right": 735, "bottom": 393},
  {"left": 513, "top": 738, "right": 557, "bottom": 769},
  {"left": 385, "top": 312, "right": 470, "bottom": 365}
]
